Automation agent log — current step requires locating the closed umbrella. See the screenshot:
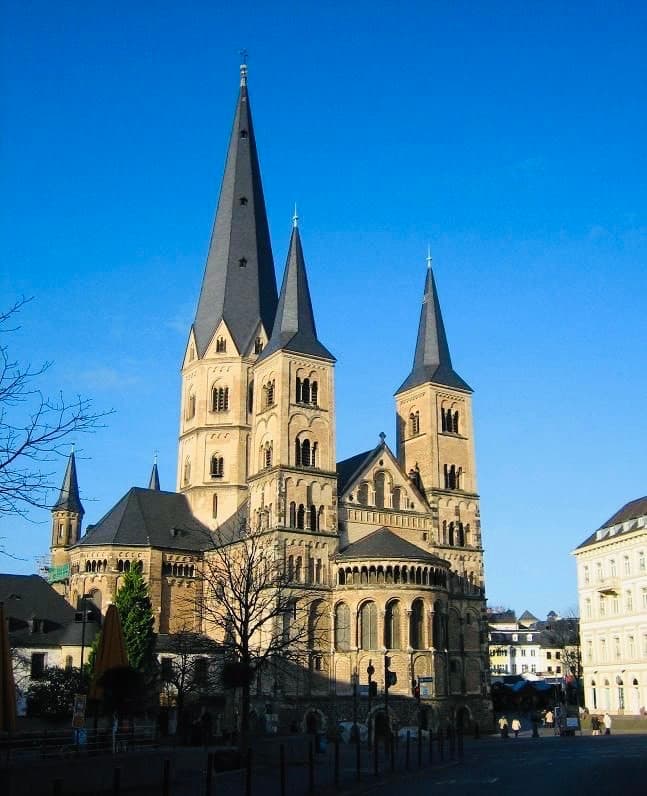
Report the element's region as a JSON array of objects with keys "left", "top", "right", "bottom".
[
  {"left": 0, "top": 602, "right": 17, "bottom": 732},
  {"left": 89, "top": 603, "right": 128, "bottom": 701}
]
